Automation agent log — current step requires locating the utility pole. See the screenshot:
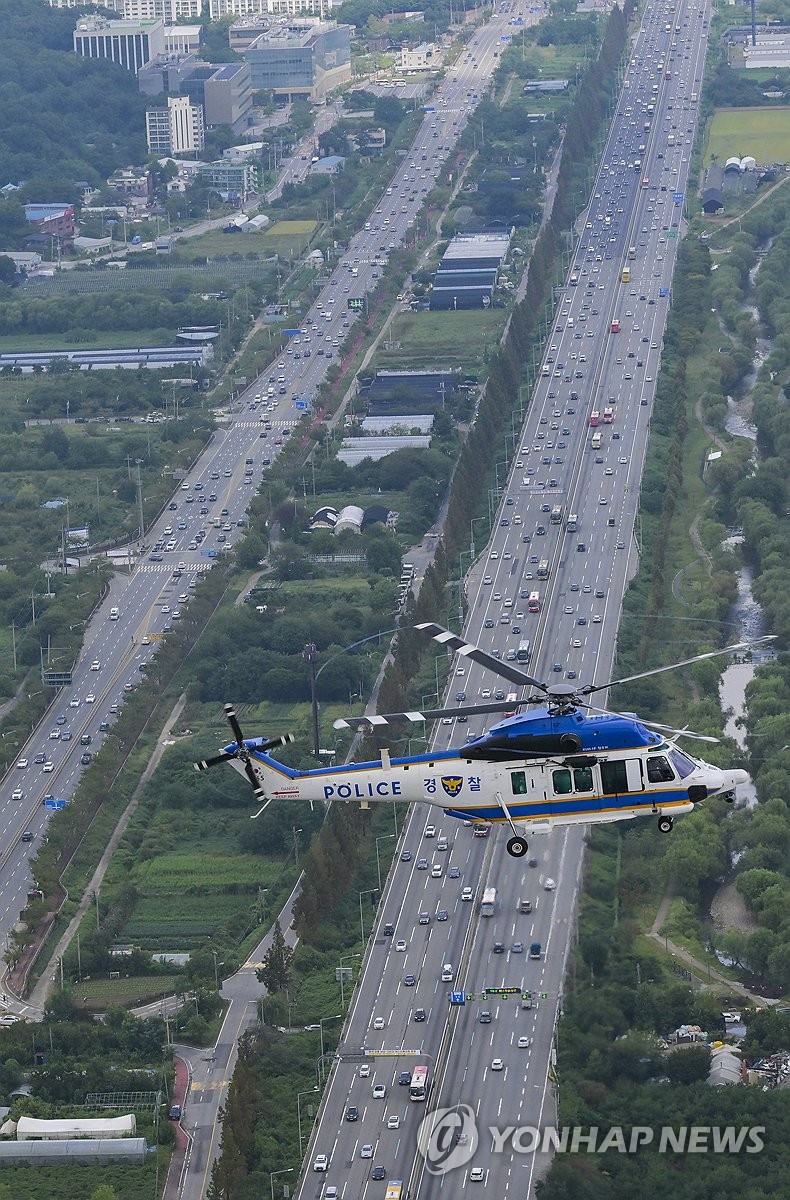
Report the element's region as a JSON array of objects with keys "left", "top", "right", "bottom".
[{"left": 303, "top": 642, "right": 320, "bottom": 758}]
